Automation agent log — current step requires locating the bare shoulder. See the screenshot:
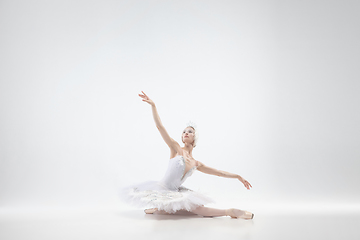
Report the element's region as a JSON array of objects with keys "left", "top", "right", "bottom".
[{"left": 195, "top": 160, "right": 205, "bottom": 168}]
